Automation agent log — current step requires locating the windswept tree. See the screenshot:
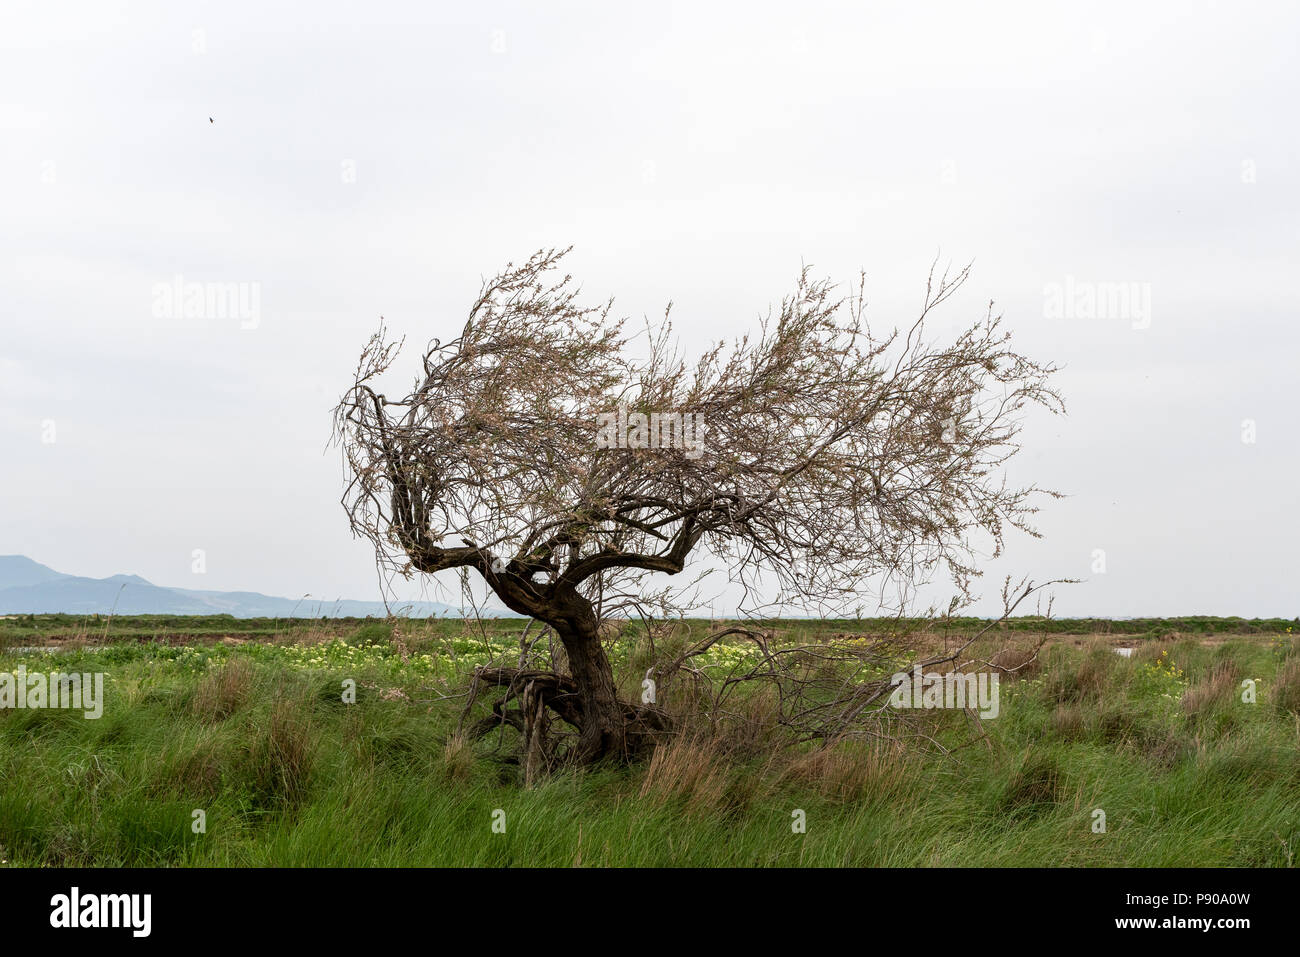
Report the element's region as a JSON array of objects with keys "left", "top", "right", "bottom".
[{"left": 333, "top": 248, "right": 1063, "bottom": 763}]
